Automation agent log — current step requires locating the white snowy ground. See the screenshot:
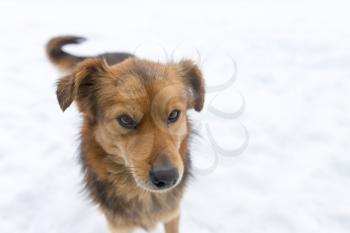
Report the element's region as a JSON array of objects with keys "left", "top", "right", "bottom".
[{"left": 1, "top": 0, "right": 350, "bottom": 232}]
